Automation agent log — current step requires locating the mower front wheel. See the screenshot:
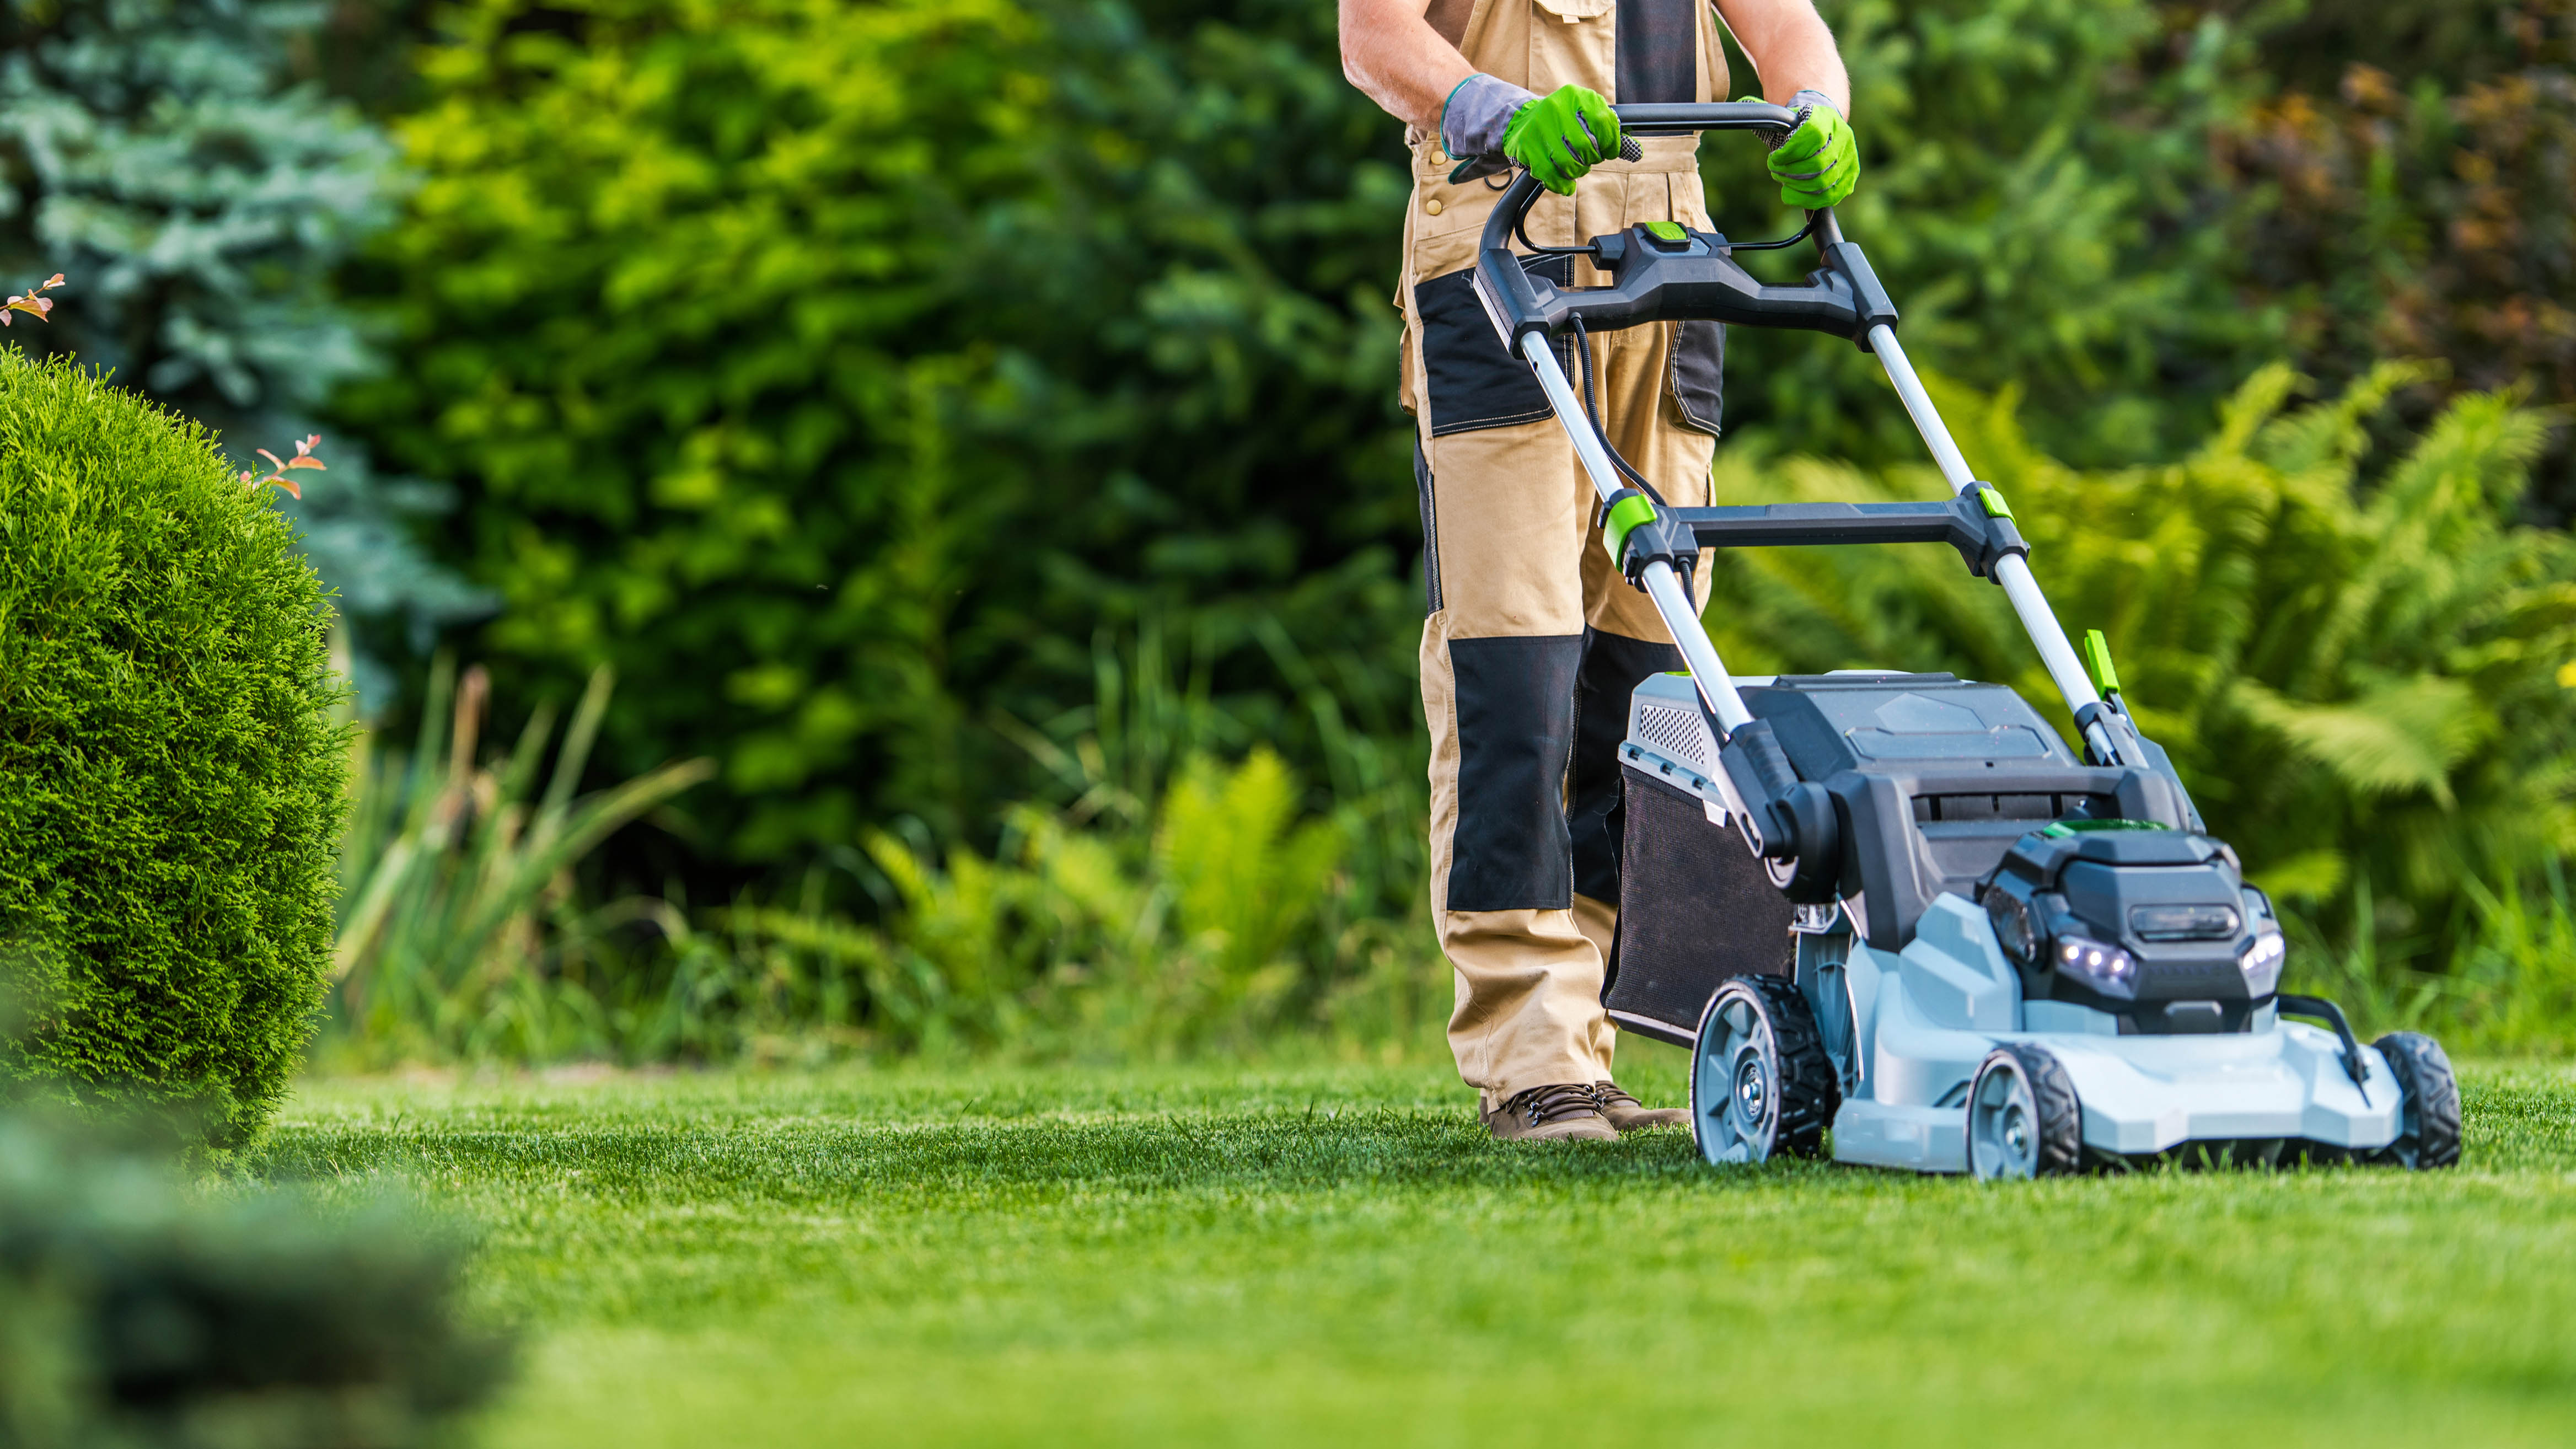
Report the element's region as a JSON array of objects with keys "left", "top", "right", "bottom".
[
  {"left": 2370, "top": 1032, "right": 2463, "bottom": 1170},
  {"left": 1690, "top": 974, "right": 1839, "bottom": 1166},
  {"left": 1966, "top": 1044, "right": 2083, "bottom": 1180}
]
